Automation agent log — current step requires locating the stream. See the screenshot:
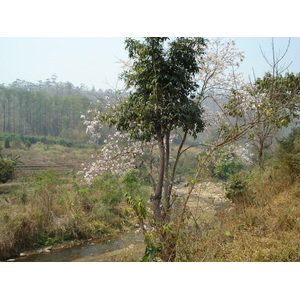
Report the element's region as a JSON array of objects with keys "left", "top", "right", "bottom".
[
  {"left": 14, "top": 233, "right": 143, "bottom": 262},
  {"left": 9, "top": 183, "right": 228, "bottom": 262}
]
